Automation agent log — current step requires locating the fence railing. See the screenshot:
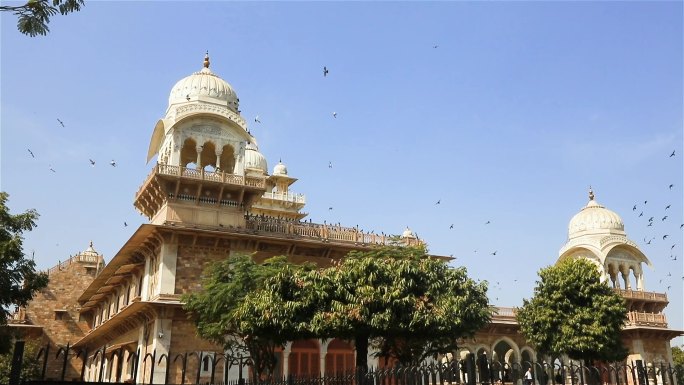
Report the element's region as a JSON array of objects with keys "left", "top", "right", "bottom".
[{"left": 9, "top": 341, "right": 684, "bottom": 385}]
